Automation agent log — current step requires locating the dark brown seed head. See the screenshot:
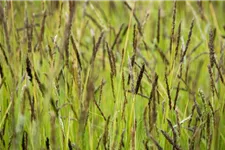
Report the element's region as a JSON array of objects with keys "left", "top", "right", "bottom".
[
  {"left": 135, "top": 64, "right": 145, "bottom": 94},
  {"left": 180, "top": 19, "right": 195, "bottom": 63},
  {"left": 157, "top": 7, "right": 161, "bottom": 43},
  {"left": 26, "top": 57, "right": 32, "bottom": 81},
  {"left": 169, "top": 1, "right": 177, "bottom": 54},
  {"left": 165, "top": 72, "right": 172, "bottom": 110},
  {"left": 208, "top": 28, "right": 216, "bottom": 68},
  {"left": 174, "top": 22, "right": 182, "bottom": 62}
]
